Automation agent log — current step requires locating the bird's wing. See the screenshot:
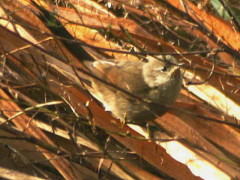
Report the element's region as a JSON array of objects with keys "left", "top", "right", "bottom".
[{"left": 89, "top": 60, "right": 150, "bottom": 94}]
